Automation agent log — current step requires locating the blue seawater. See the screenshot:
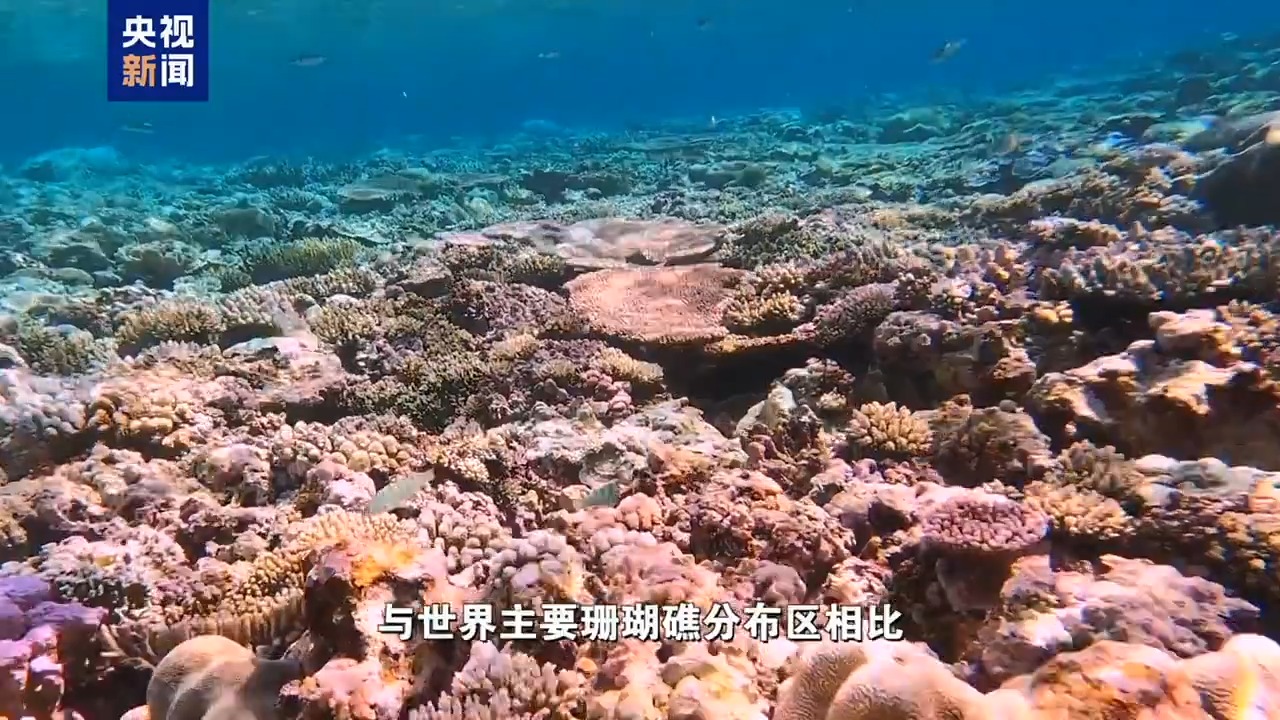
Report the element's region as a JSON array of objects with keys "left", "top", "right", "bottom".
[{"left": 2, "top": 0, "right": 1277, "bottom": 163}]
